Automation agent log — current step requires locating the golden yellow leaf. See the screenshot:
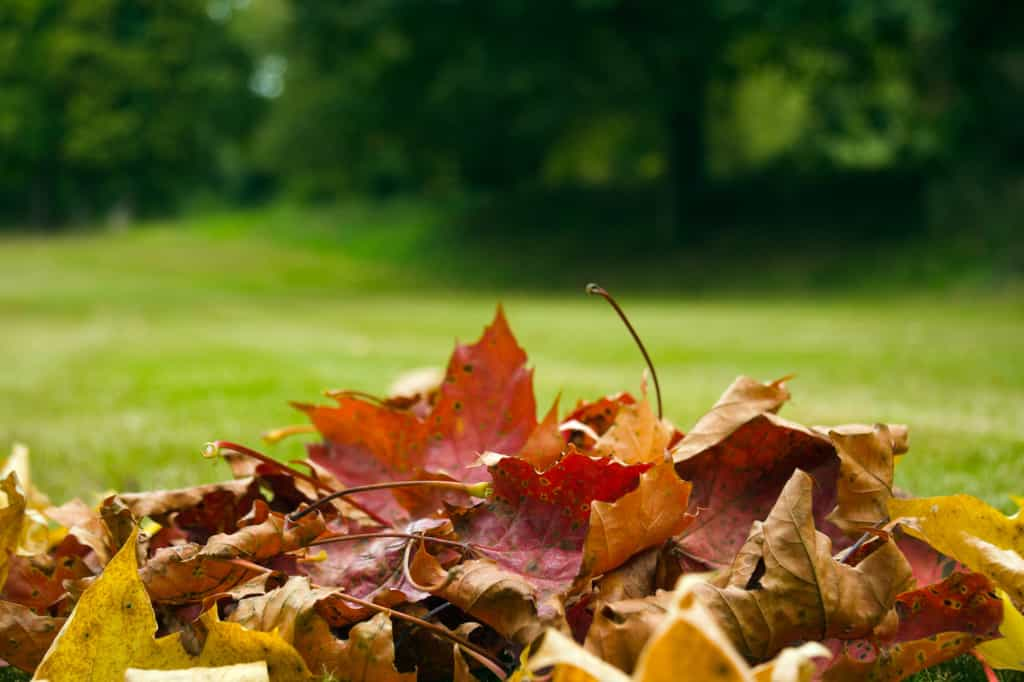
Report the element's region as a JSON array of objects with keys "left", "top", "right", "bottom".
[
  {"left": 976, "top": 590, "right": 1024, "bottom": 671},
  {"left": 0, "top": 472, "right": 28, "bottom": 591},
  {"left": 124, "top": 662, "right": 269, "bottom": 681},
  {"left": 32, "top": 527, "right": 311, "bottom": 682},
  {"left": 888, "top": 494, "right": 1024, "bottom": 604}
]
